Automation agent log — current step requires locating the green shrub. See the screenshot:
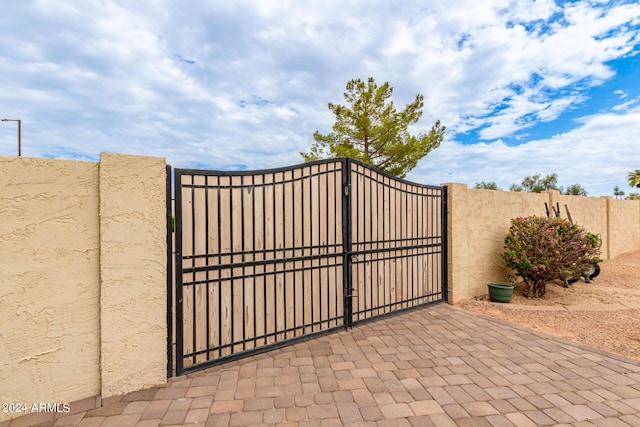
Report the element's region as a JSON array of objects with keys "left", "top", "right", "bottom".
[{"left": 502, "top": 216, "right": 601, "bottom": 298}]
